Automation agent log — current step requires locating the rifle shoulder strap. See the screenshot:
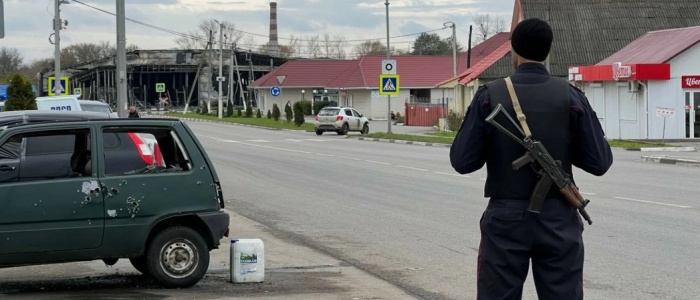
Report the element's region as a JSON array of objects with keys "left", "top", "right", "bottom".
[{"left": 504, "top": 76, "right": 532, "bottom": 139}]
